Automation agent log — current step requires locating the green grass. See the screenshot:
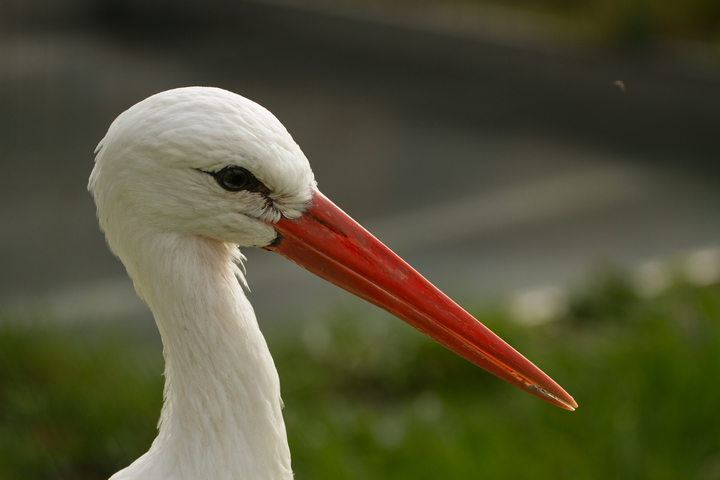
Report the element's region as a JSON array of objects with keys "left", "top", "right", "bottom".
[
  {"left": 474, "top": 0, "right": 720, "bottom": 47},
  {"left": 2, "top": 273, "right": 720, "bottom": 479},
  {"left": 326, "top": 0, "right": 720, "bottom": 48}
]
